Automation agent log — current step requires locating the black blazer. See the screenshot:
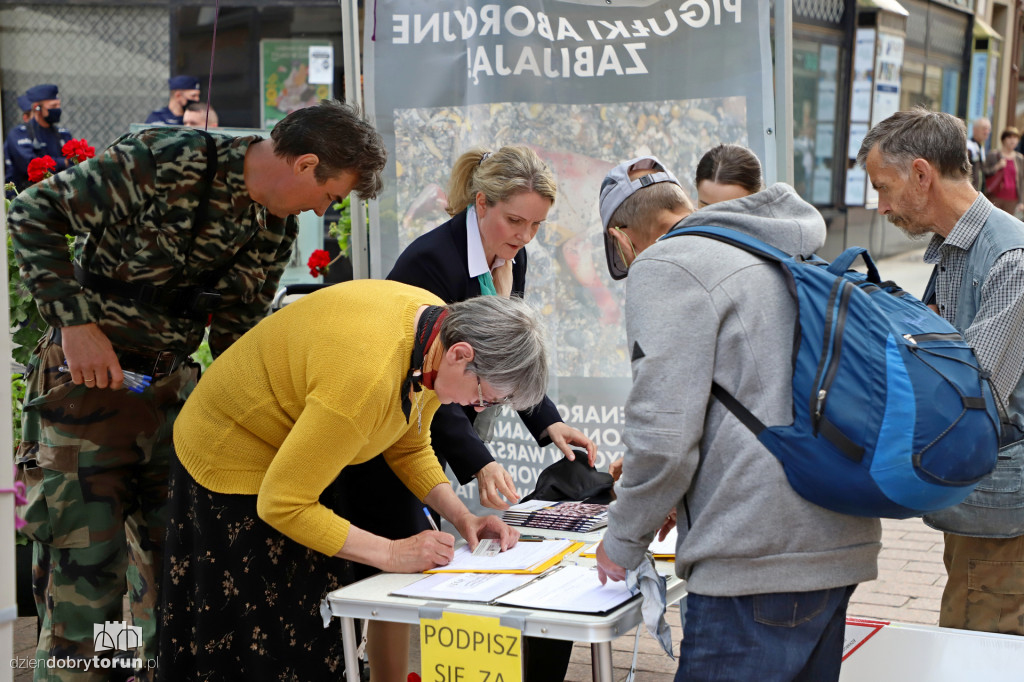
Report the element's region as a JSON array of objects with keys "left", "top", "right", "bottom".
[{"left": 387, "top": 210, "right": 561, "bottom": 483}]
